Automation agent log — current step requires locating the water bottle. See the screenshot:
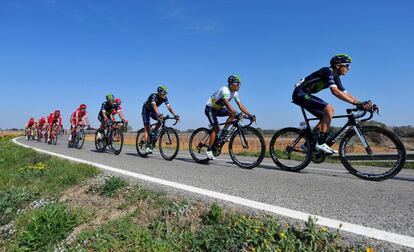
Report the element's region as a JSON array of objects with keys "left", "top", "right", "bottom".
[{"left": 299, "top": 122, "right": 307, "bottom": 130}]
